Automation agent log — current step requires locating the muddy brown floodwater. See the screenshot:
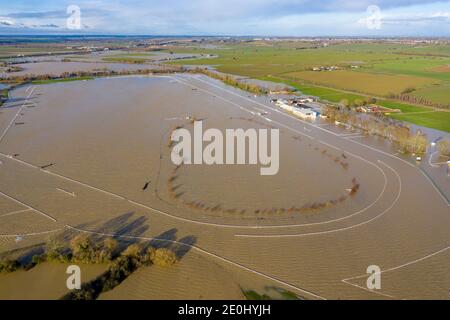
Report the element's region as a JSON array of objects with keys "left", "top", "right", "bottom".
[
  {"left": 0, "top": 61, "right": 164, "bottom": 79},
  {"left": 0, "top": 74, "right": 448, "bottom": 299}
]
